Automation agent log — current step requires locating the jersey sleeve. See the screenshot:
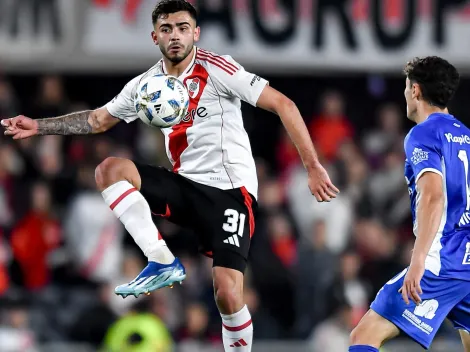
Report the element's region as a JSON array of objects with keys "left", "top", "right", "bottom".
[
  {"left": 105, "top": 75, "right": 143, "bottom": 123},
  {"left": 208, "top": 55, "right": 268, "bottom": 107},
  {"left": 405, "top": 125, "right": 443, "bottom": 182}
]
